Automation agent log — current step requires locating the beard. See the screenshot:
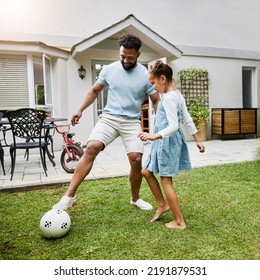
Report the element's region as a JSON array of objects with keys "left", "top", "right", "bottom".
[{"left": 121, "top": 60, "right": 137, "bottom": 70}]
